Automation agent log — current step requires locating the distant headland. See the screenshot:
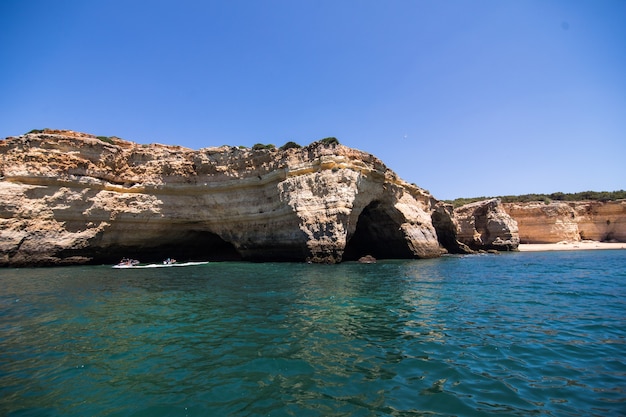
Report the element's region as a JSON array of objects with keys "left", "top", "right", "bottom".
[{"left": 0, "top": 129, "right": 623, "bottom": 266}]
